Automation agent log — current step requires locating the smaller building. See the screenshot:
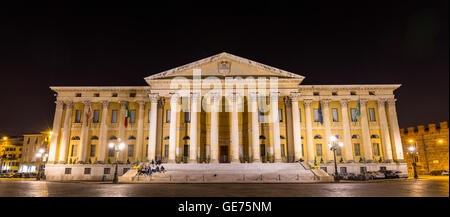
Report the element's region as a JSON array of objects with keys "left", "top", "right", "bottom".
[
  {"left": 0, "top": 136, "right": 23, "bottom": 173},
  {"left": 19, "top": 132, "right": 52, "bottom": 173},
  {"left": 400, "top": 121, "right": 449, "bottom": 175}
]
